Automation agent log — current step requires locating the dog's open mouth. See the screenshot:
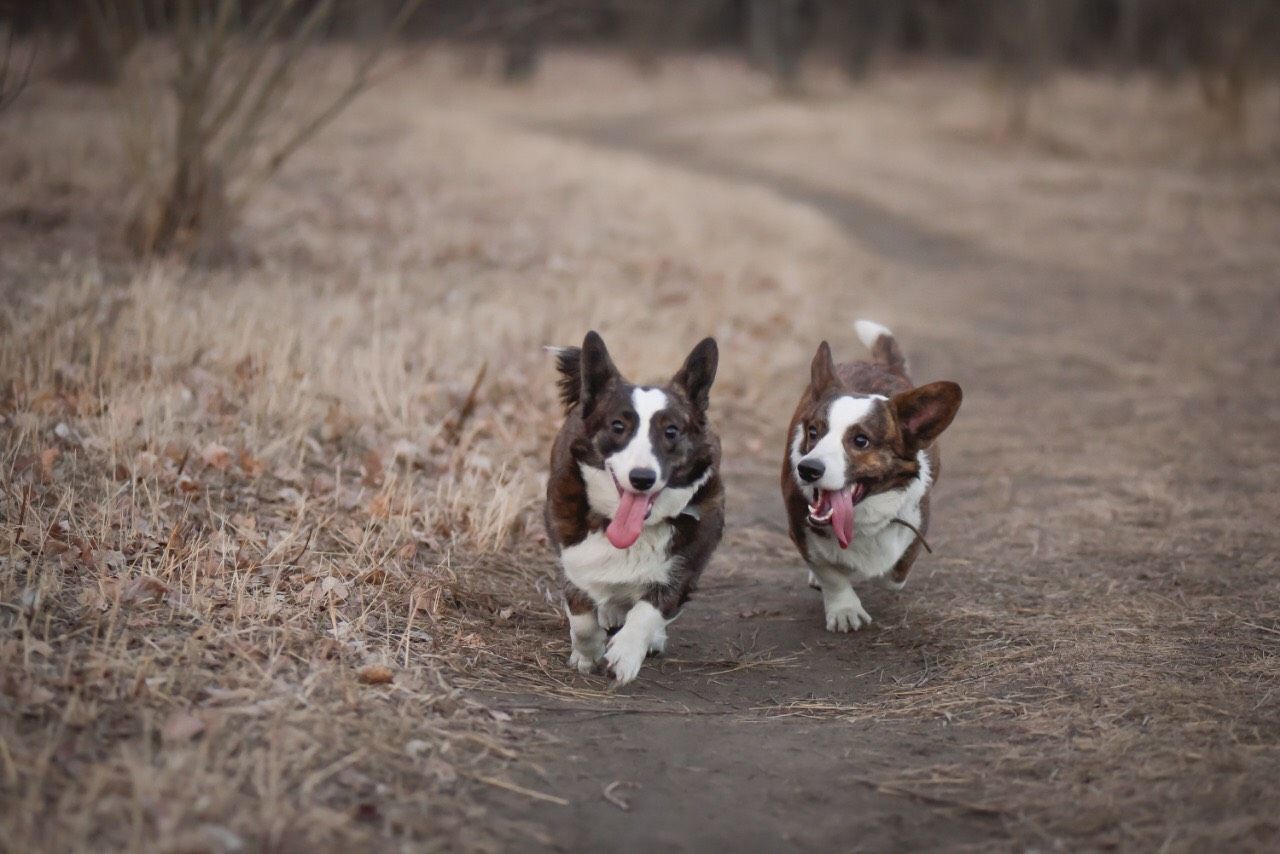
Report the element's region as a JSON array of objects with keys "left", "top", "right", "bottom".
[
  {"left": 807, "top": 483, "right": 867, "bottom": 549},
  {"left": 606, "top": 474, "right": 660, "bottom": 550}
]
